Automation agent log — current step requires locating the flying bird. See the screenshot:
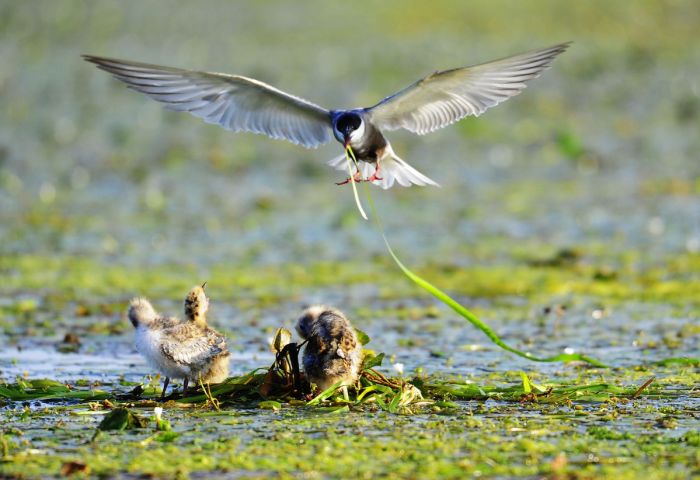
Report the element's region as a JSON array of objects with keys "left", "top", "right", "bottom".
[{"left": 84, "top": 43, "right": 569, "bottom": 189}]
